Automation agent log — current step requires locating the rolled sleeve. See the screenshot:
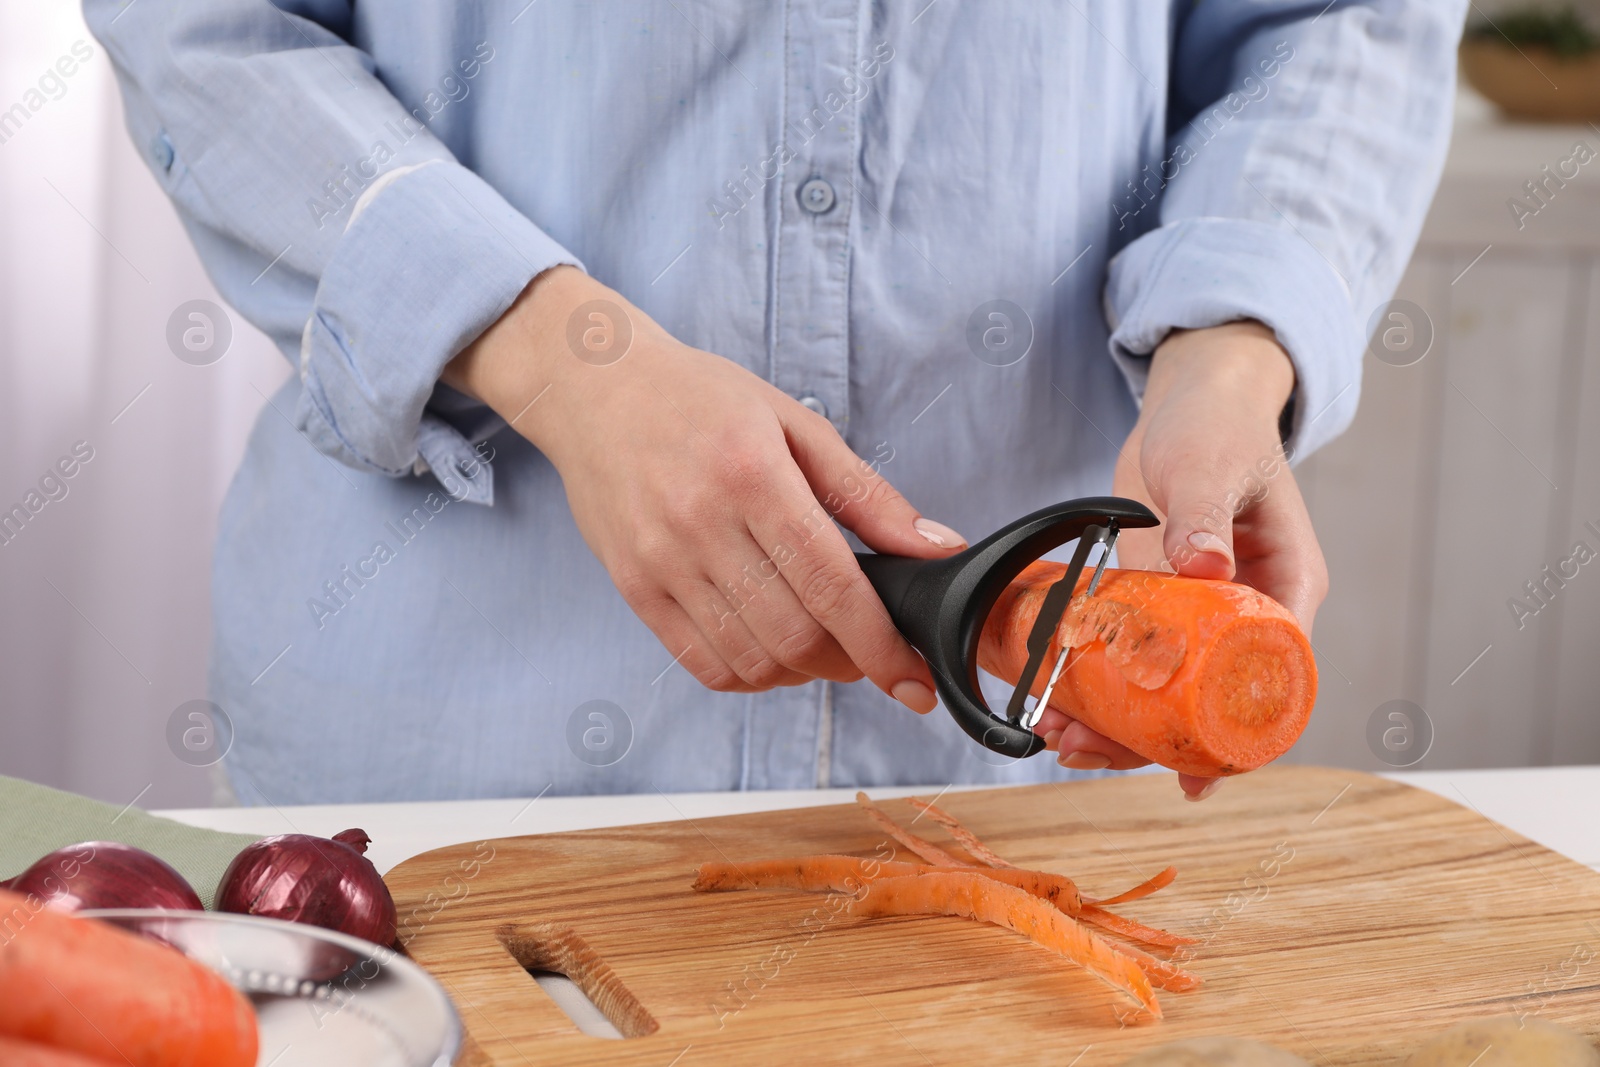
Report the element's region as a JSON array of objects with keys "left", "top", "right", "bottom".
[
  {"left": 295, "top": 162, "right": 581, "bottom": 499},
  {"left": 87, "top": 0, "right": 585, "bottom": 506},
  {"left": 1105, "top": 216, "right": 1357, "bottom": 459},
  {"left": 1105, "top": 0, "right": 1466, "bottom": 462}
]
